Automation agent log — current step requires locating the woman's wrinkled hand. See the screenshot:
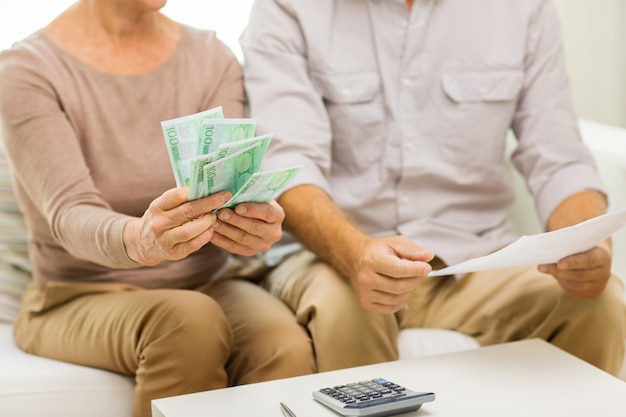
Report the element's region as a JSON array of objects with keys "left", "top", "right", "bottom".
[{"left": 123, "top": 187, "right": 232, "bottom": 266}]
